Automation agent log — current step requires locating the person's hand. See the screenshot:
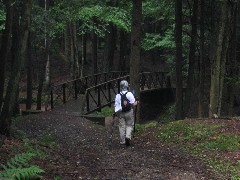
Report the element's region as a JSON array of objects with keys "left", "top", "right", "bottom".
[{"left": 134, "top": 101, "right": 138, "bottom": 106}]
